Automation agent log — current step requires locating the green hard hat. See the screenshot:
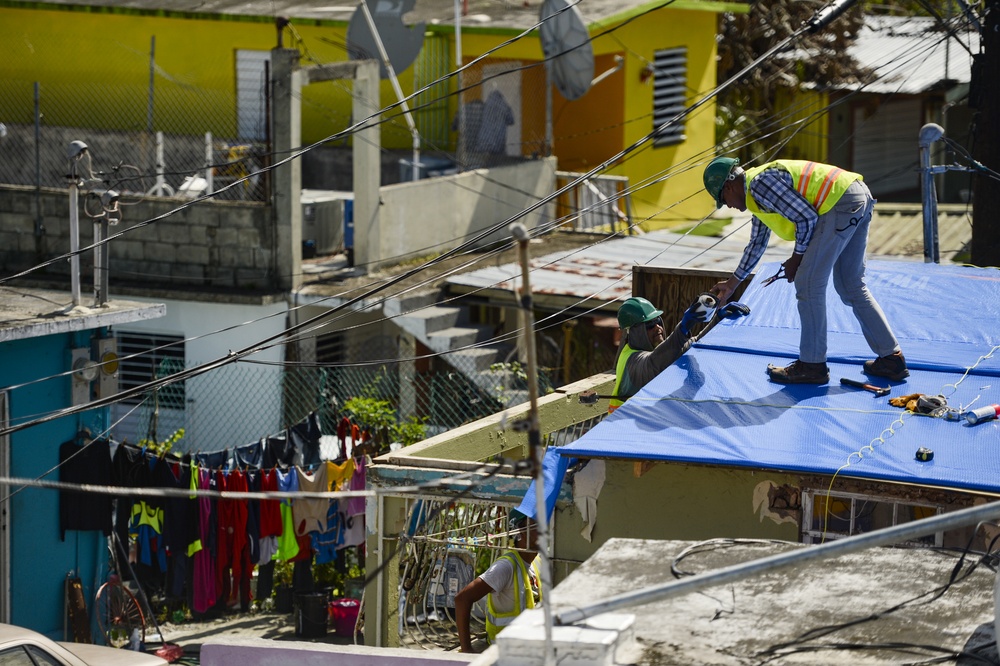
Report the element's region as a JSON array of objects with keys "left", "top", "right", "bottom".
[
  {"left": 617, "top": 297, "right": 663, "bottom": 329},
  {"left": 703, "top": 156, "right": 739, "bottom": 208}
]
